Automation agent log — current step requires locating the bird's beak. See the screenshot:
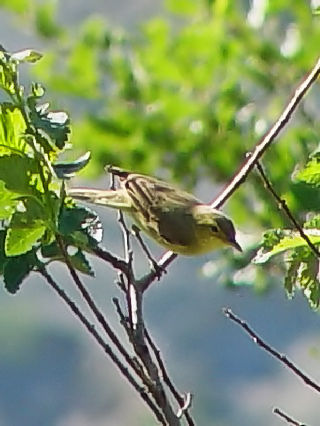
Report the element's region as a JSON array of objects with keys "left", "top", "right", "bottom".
[{"left": 232, "top": 240, "right": 242, "bottom": 252}]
